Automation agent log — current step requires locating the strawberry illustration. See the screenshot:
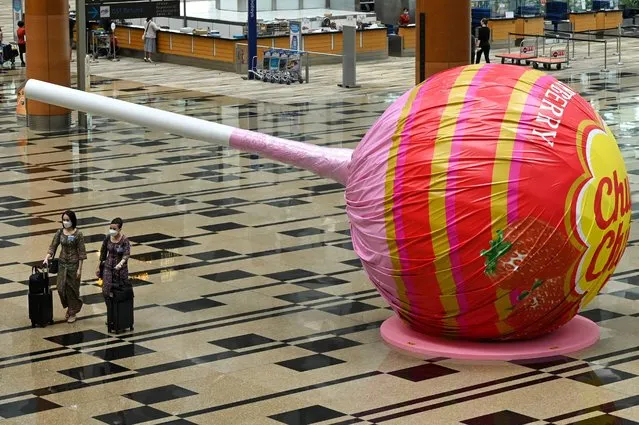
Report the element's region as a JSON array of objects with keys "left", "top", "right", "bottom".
[
  {"left": 502, "top": 277, "right": 565, "bottom": 338},
  {"left": 481, "top": 217, "right": 579, "bottom": 292},
  {"left": 503, "top": 283, "right": 586, "bottom": 340},
  {"left": 481, "top": 217, "right": 583, "bottom": 339}
]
